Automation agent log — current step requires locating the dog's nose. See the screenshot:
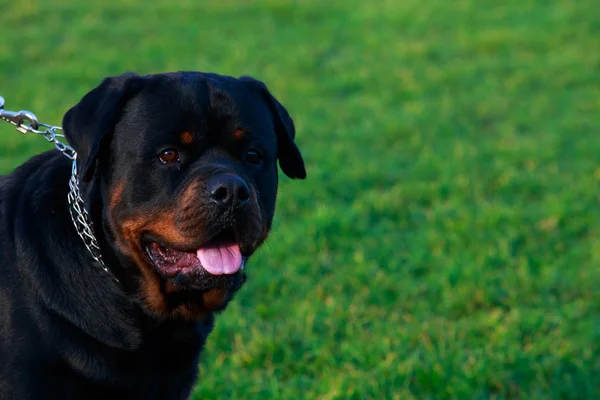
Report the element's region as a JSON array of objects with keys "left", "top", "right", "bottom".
[{"left": 207, "top": 174, "right": 250, "bottom": 209}]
